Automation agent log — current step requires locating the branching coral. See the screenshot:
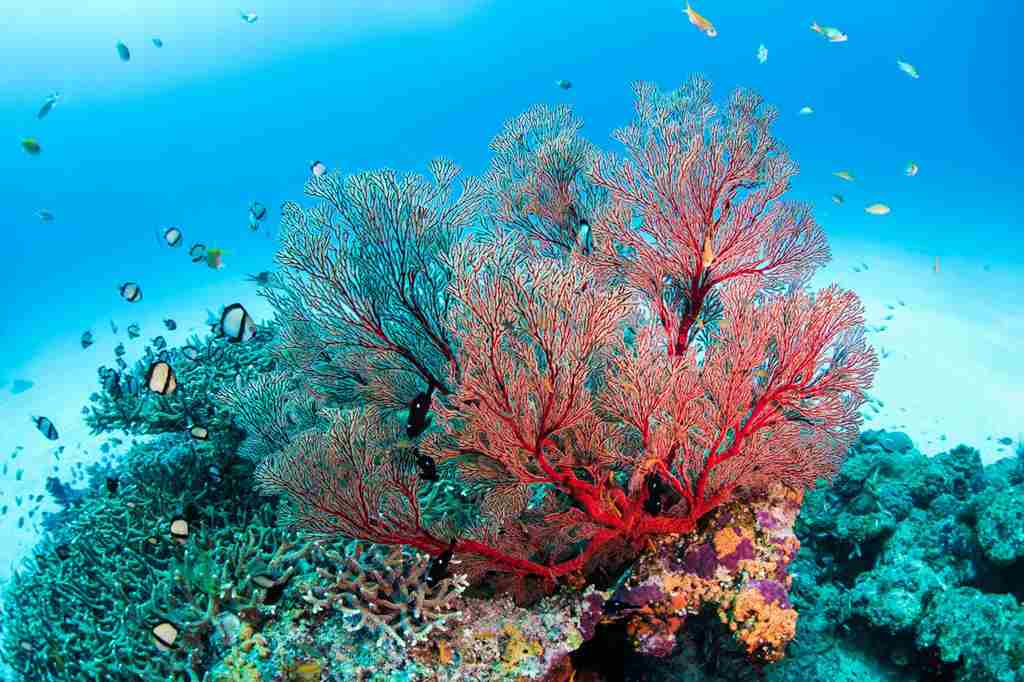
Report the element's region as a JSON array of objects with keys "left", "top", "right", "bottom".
[
  {"left": 0, "top": 438, "right": 314, "bottom": 681},
  {"left": 84, "top": 327, "right": 276, "bottom": 441},
  {"left": 300, "top": 542, "right": 467, "bottom": 649},
  {"left": 486, "top": 104, "right": 606, "bottom": 257}
]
